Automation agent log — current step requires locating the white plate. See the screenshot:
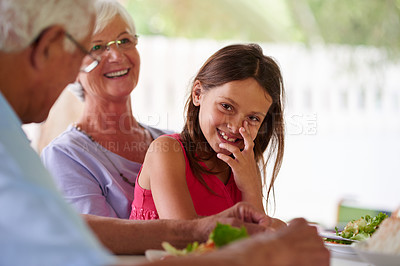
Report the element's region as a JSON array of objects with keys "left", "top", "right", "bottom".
[
  {"left": 324, "top": 242, "right": 364, "bottom": 261},
  {"left": 325, "top": 242, "right": 356, "bottom": 254},
  {"left": 353, "top": 243, "right": 400, "bottom": 266},
  {"left": 145, "top": 249, "right": 169, "bottom": 262}
]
